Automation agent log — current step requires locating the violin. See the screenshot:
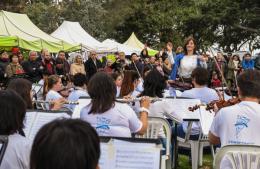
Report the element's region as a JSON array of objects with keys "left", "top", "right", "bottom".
[
  {"left": 168, "top": 80, "right": 193, "bottom": 91},
  {"left": 189, "top": 98, "right": 241, "bottom": 112}
]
